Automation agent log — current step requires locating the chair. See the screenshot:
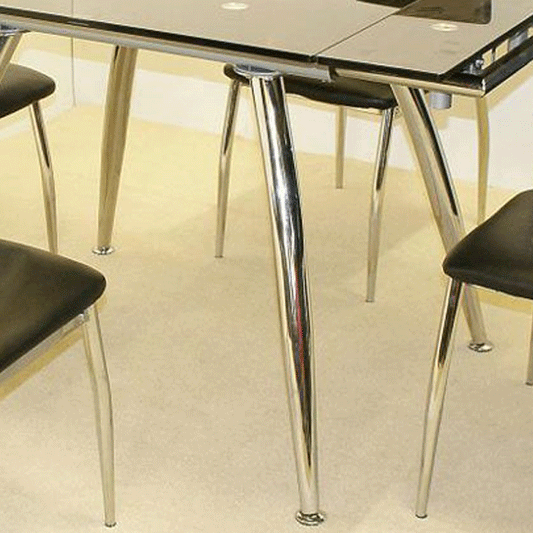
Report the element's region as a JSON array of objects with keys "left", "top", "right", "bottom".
[
  {"left": 215, "top": 65, "right": 490, "bottom": 302},
  {"left": 416, "top": 190, "right": 533, "bottom": 519},
  {"left": 0, "top": 239, "right": 115, "bottom": 527},
  {"left": 0, "top": 65, "right": 58, "bottom": 253}
]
